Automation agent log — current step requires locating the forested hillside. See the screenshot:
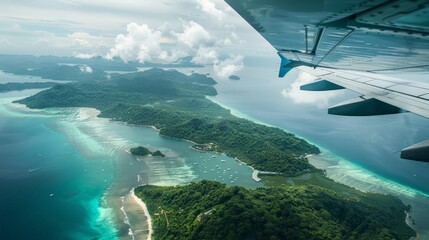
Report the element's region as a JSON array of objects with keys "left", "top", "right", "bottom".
[{"left": 136, "top": 180, "right": 414, "bottom": 240}]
